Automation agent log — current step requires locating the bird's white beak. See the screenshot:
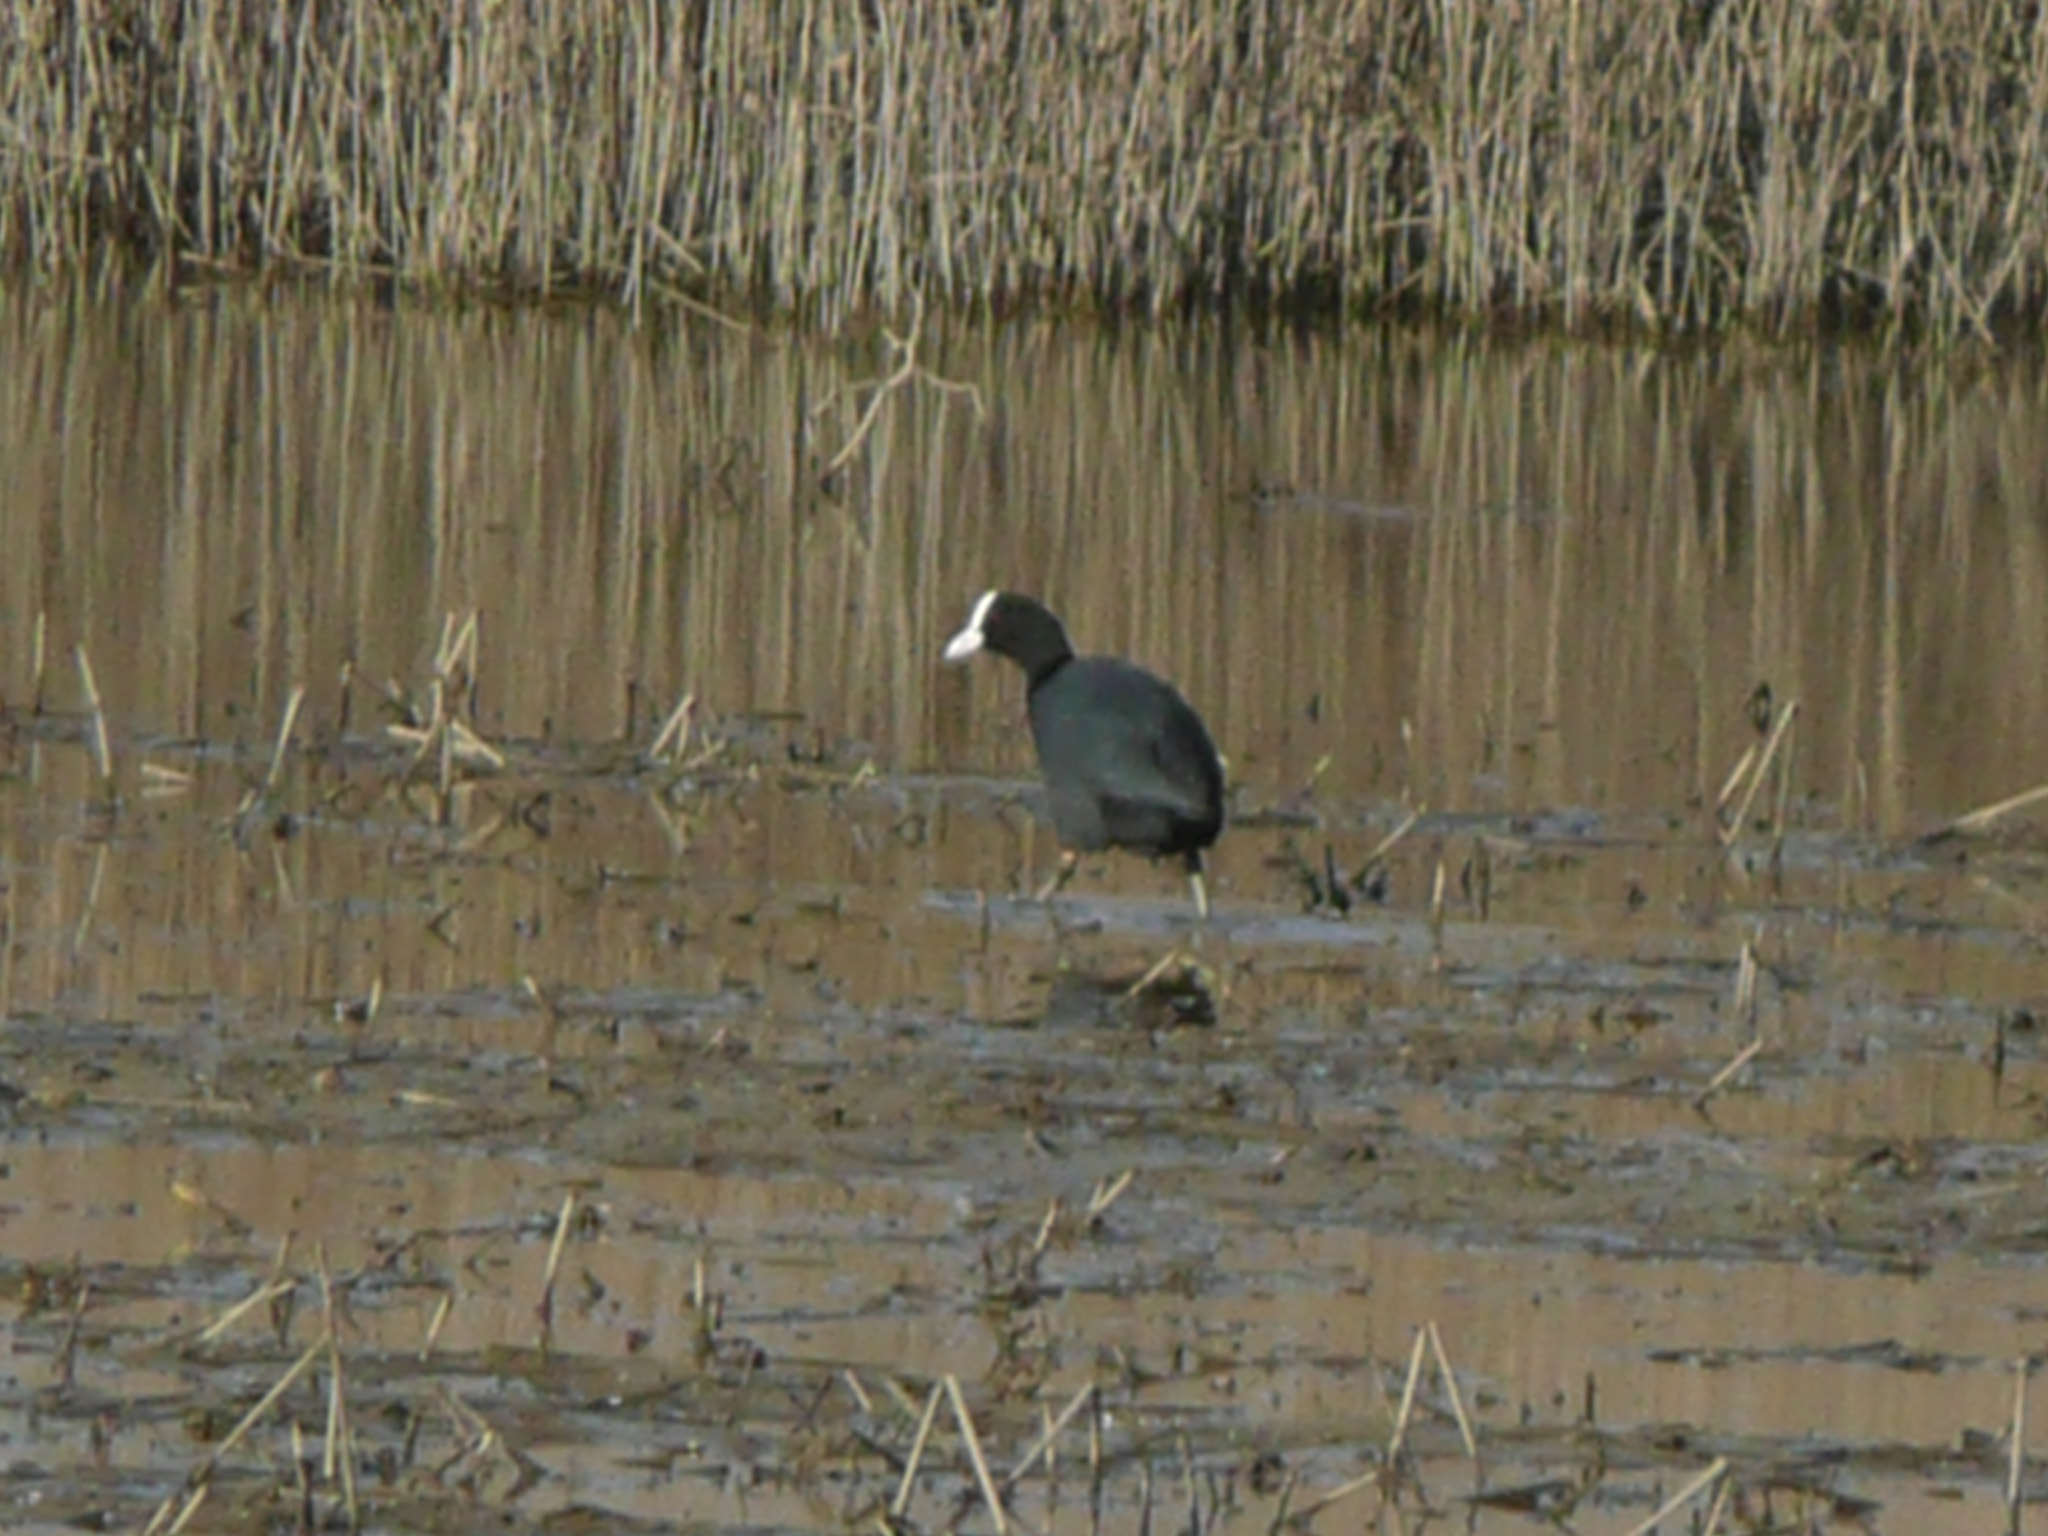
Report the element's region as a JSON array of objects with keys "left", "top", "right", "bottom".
[{"left": 942, "top": 590, "right": 999, "bottom": 662}]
